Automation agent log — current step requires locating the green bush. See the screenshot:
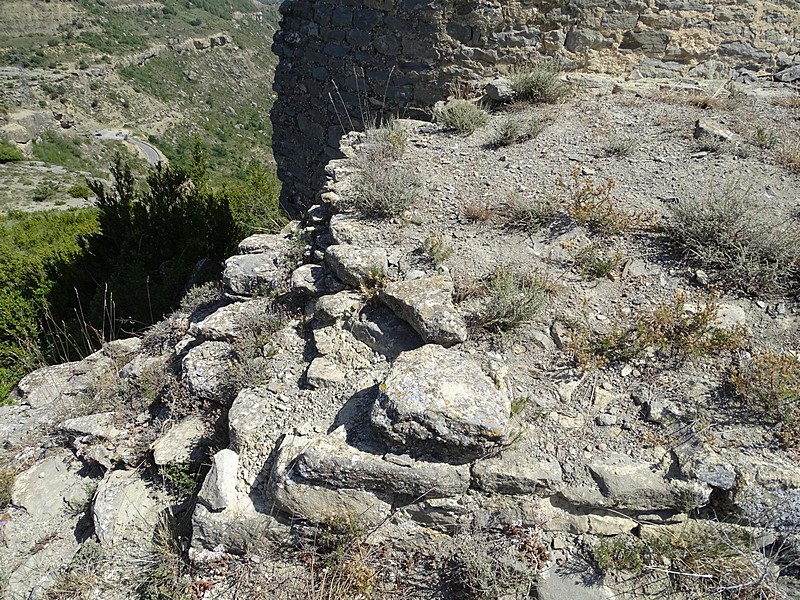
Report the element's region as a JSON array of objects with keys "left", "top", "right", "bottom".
[
  {"left": 68, "top": 184, "right": 91, "bottom": 199},
  {"left": 0, "top": 138, "right": 24, "bottom": 162},
  {"left": 228, "top": 161, "right": 286, "bottom": 234}
]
